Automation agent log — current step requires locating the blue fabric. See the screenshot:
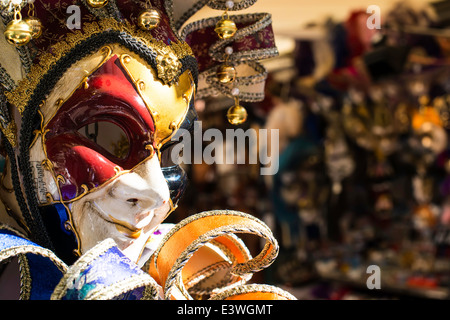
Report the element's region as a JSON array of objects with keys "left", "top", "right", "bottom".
[
  {"left": 113, "top": 287, "right": 146, "bottom": 300},
  {"left": 0, "top": 228, "right": 65, "bottom": 299},
  {"left": 54, "top": 203, "right": 73, "bottom": 236},
  {"left": 62, "top": 245, "right": 150, "bottom": 300},
  {"left": 0, "top": 229, "right": 37, "bottom": 251},
  {"left": 27, "top": 253, "right": 65, "bottom": 300},
  {"left": 1, "top": 229, "right": 152, "bottom": 300}
]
